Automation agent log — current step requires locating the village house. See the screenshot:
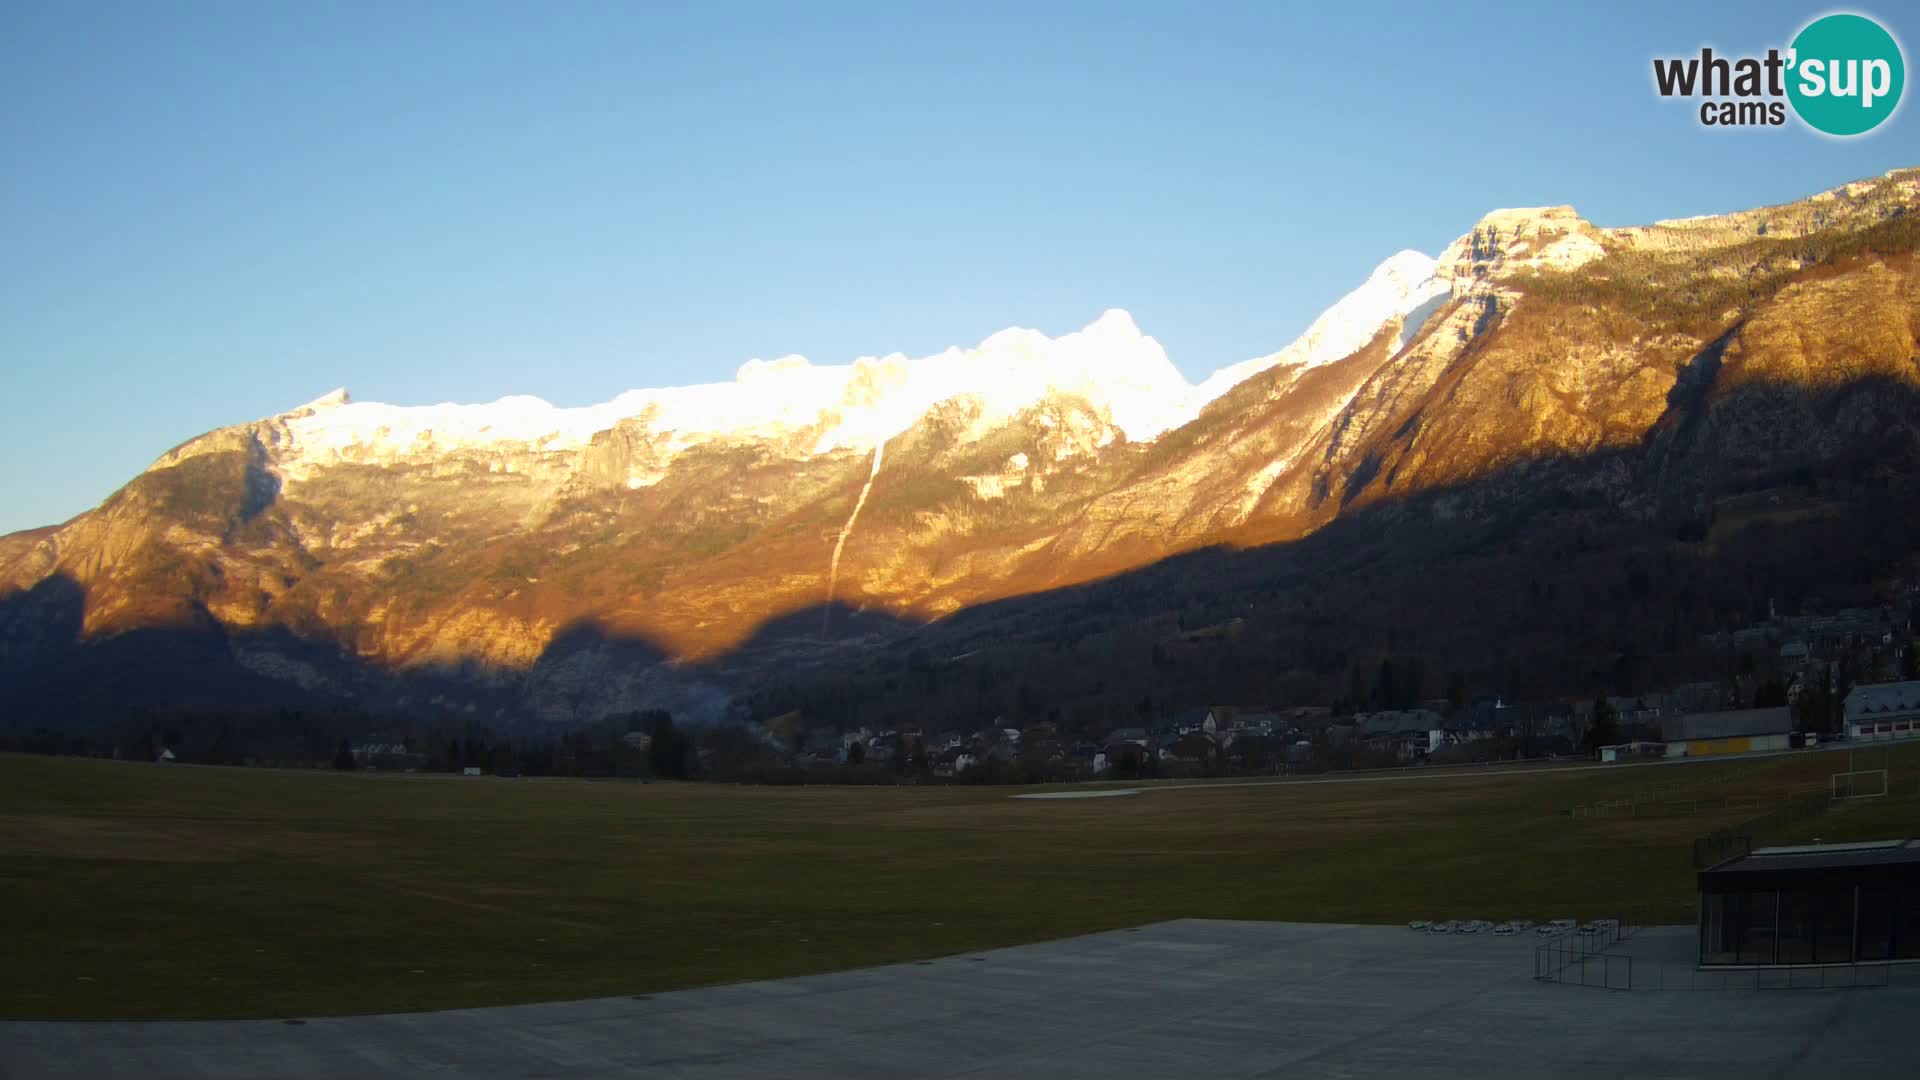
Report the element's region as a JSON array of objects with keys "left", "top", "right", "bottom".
[
  {"left": 1220, "top": 710, "right": 1281, "bottom": 738},
  {"left": 351, "top": 740, "right": 427, "bottom": 770},
  {"left": 1021, "top": 720, "right": 1059, "bottom": 743},
  {"left": 932, "top": 746, "right": 976, "bottom": 777},
  {"left": 1223, "top": 731, "right": 1287, "bottom": 770},
  {"left": 1062, "top": 741, "right": 1102, "bottom": 774},
  {"left": 1672, "top": 681, "right": 1734, "bottom": 714},
  {"left": 1492, "top": 702, "right": 1578, "bottom": 757},
  {"left": 1161, "top": 708, "right": 1211, "bottom": 736},
  {"left": 1354, "top": 709, "right": 1442, "bottom": 758},
  {"left": 1163, "top": 731, "right": 1218, "bottom": 766},
  {"left": 1615, "top": 695, "right": 1676, "bottom": 737},
  {"left": 863, "top": 732, "right": 898, "bottom": 765},
  {"left": 1445, "top": 698, "right": 1511, "bottom": 744},
  {"left": 1287, "top": 705, "right": 1332, "bottom": 722},
  {"left": 1844, "top": 680, "right": 1920, "bottom": 741}
]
